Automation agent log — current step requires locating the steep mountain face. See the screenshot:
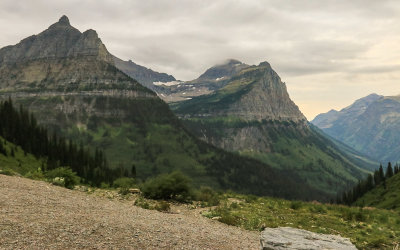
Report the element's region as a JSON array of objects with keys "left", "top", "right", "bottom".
[
  {"left": 155, "top": 59, "right": 251, "bottom": 103},
  {"left": 173, "top": 62, "right": 374, "bottom": 196},
  {"left": 0, "top": 16, "right": 113, "bottom": 65},
  {"left": 176, "top": 62, "right": 305, "bottom": 122},
  {"left": 113, "top": 56, "right": 176, "bottom": 90},
  {"left": 0, "top": 16, "right": 334, "bottom": 200},
  {"left": 312, "top": 94, "right": 400, "bottom": 162}
]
